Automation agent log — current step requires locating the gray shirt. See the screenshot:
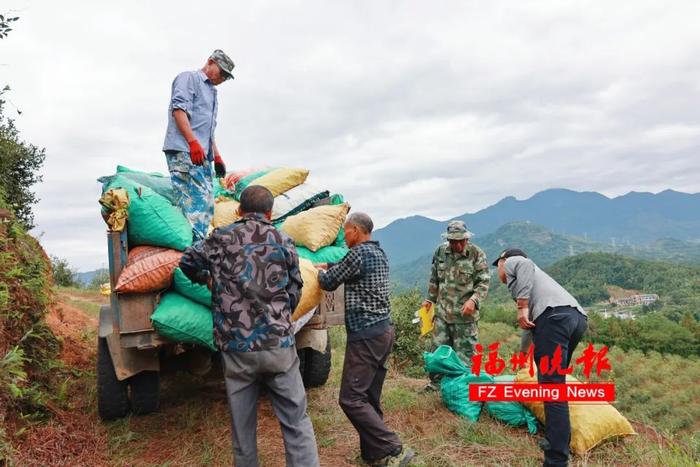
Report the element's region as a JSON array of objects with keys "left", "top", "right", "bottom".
[{"left": 504, "top": 256, "right": 586, "bottom": 323}]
